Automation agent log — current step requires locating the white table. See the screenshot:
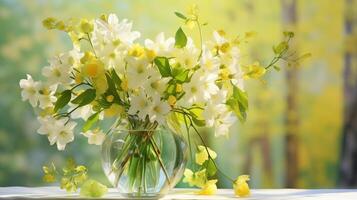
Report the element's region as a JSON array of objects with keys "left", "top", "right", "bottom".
[{"left": 0, "top": 187, "right": 357, "bottom": 199}]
